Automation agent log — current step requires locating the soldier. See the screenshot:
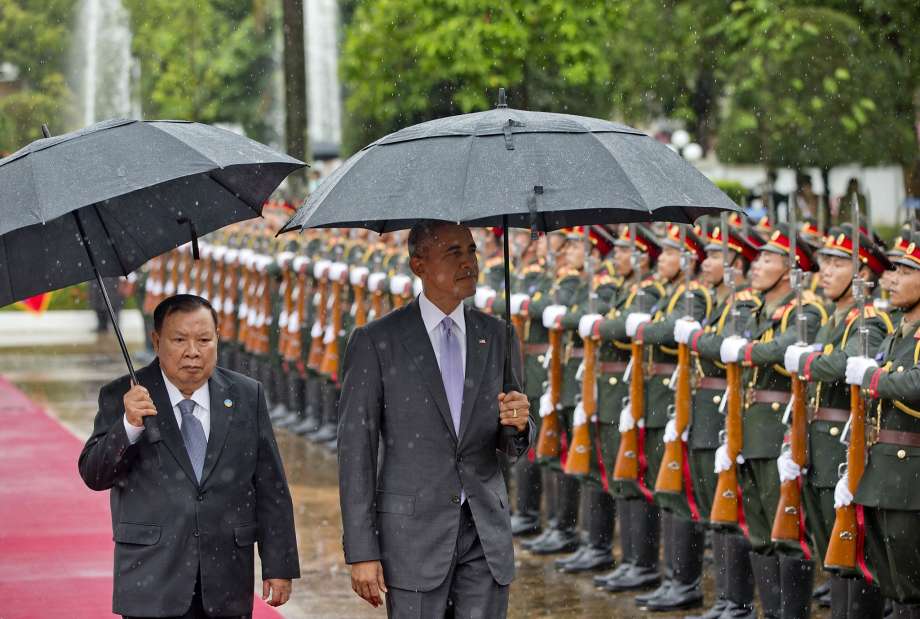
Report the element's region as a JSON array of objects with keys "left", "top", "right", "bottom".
[
  {"left": 617, "top": 224, "right": 711, "bottom": 612},
  {"left": 843, "top": 230, "right": 920, "bottom": 617},
  {"left": 675, "top": 219, "right": 763, "bottom": 619},
  {"left": 718, "top": 224, "right": 826, "bottom": 619},
  {"left": 516, "top": 231, "right": 587, "bottom": 556},
  {"left": 588, "top": 224, "right": 664, "bottom": 593},
  {"left": 783, "top": 225, "right": 892, "bottom": 617}
]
